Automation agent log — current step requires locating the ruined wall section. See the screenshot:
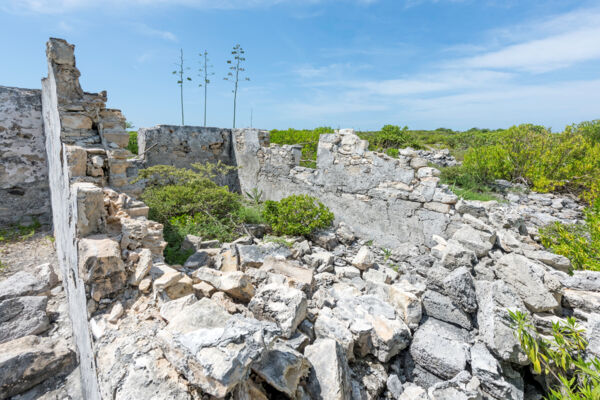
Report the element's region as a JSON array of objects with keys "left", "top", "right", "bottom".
[
  {"left": 0, "top": 86, "right": 51, "bottom": 226},
  {"left": 138, "top": 125, "right": 240, "bottom": 189},
  {"left": 234, "top": 129, "right": 458, "bottom": 249}
]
